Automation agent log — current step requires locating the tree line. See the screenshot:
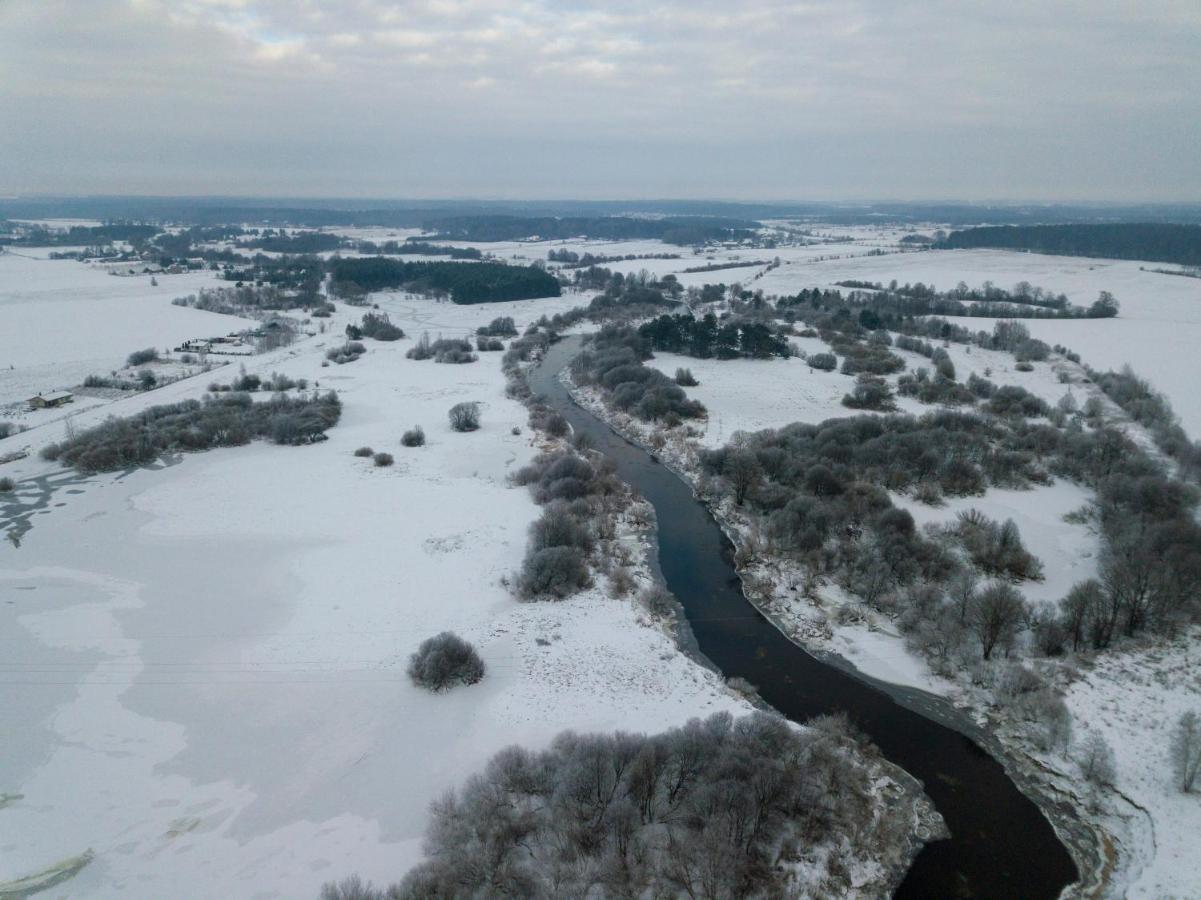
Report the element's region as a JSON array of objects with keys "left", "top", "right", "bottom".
[
  {"left": 937, "top": 224, "right": 1201, "bottom": 267},
  {"left": 425, "top": 214, "right": 758, "bottom": 245}
]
